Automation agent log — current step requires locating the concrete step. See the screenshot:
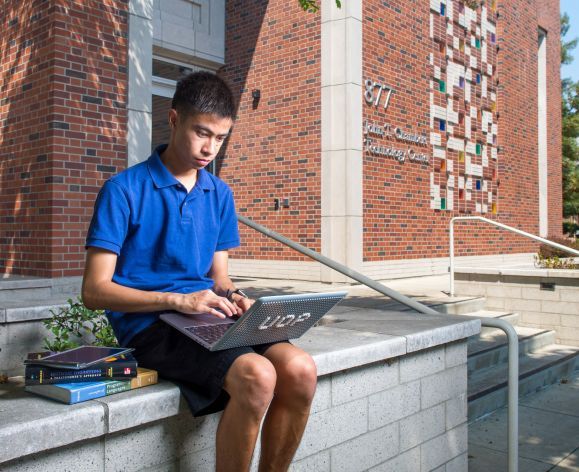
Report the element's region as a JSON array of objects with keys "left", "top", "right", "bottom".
[
  {"left": 0, "top": 298, "right": 71, "bottom": 323},
  {"left": 428, "top": 296, "right": 487, "bottom": 315},
  {"left": 467, "top": 326, "right": 555, "bottom": 374},
  {"left": 0, "top": 277, "right": 81, "bottom": 303},
  {"left": 457, "top": 310, "right": 520, "bottom": 333},
  {"left": 467, "top": 343, "right": 579, "bottom": 421}
]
